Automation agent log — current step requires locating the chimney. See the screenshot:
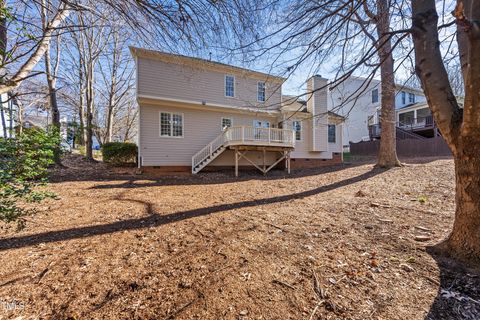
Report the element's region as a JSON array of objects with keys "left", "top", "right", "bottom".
[{"left": 306, "top": 75, "right": 328, "bottom": 152}]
